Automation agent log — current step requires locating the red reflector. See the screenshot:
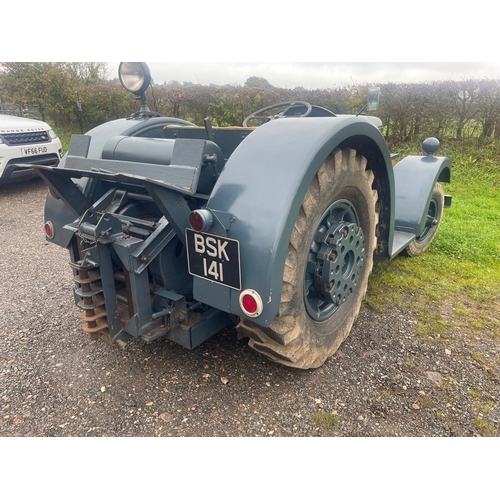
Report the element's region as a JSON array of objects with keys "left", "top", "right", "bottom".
[
  {"left": 45, "top": 222, "right": 54, "bottom": 239},
  {"left": 239, "top": 289, "right": 263, "bottom": 318},
  {"left": 189, "top": 211, "right": 204, "bottom": 232},
  {"left": 242, "top": 294, "right": 258, "bottom": 314},
  {"left": 48, "top": 188, "right": 59, "bottom": 199}
]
